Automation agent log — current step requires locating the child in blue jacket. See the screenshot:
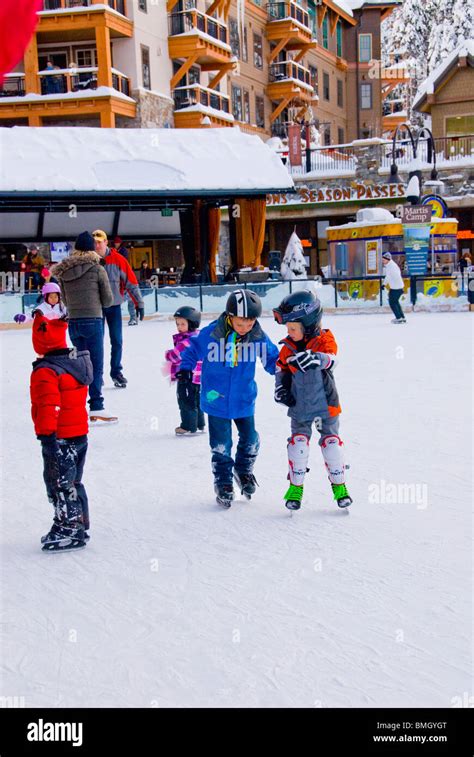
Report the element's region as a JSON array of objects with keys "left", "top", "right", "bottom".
[{"left": 178, "top": 289, "right": 279, "bottom": 507}]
